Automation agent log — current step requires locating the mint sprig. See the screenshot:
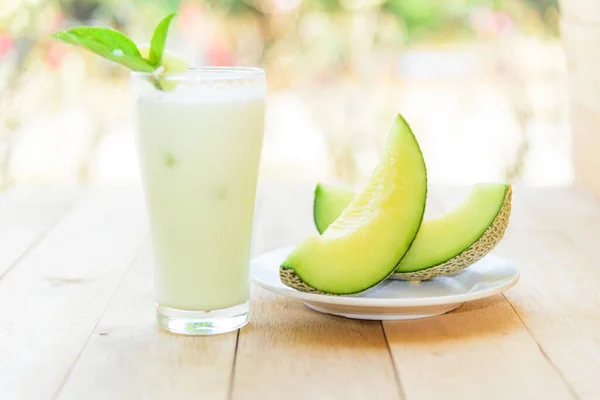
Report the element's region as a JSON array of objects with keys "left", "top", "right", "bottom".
[
  {"left": 149, "top": 13, "right": 177, "bottom": 66},
  {"left": 52, "top": 13, "right": 179, "bottom": 90},
  {"left": 51, "top": 27, "right": 156, "bottom": 72}
]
